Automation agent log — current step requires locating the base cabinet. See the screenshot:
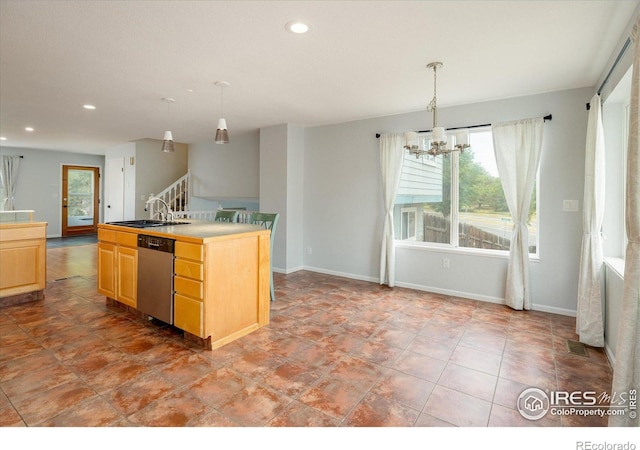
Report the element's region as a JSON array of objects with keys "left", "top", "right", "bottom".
[
  {"left": 0, "top": 222, "right": 47, "bottom": 300},
  {"left": 97, "top": 229, "right": 137, "bottom": 307}
]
